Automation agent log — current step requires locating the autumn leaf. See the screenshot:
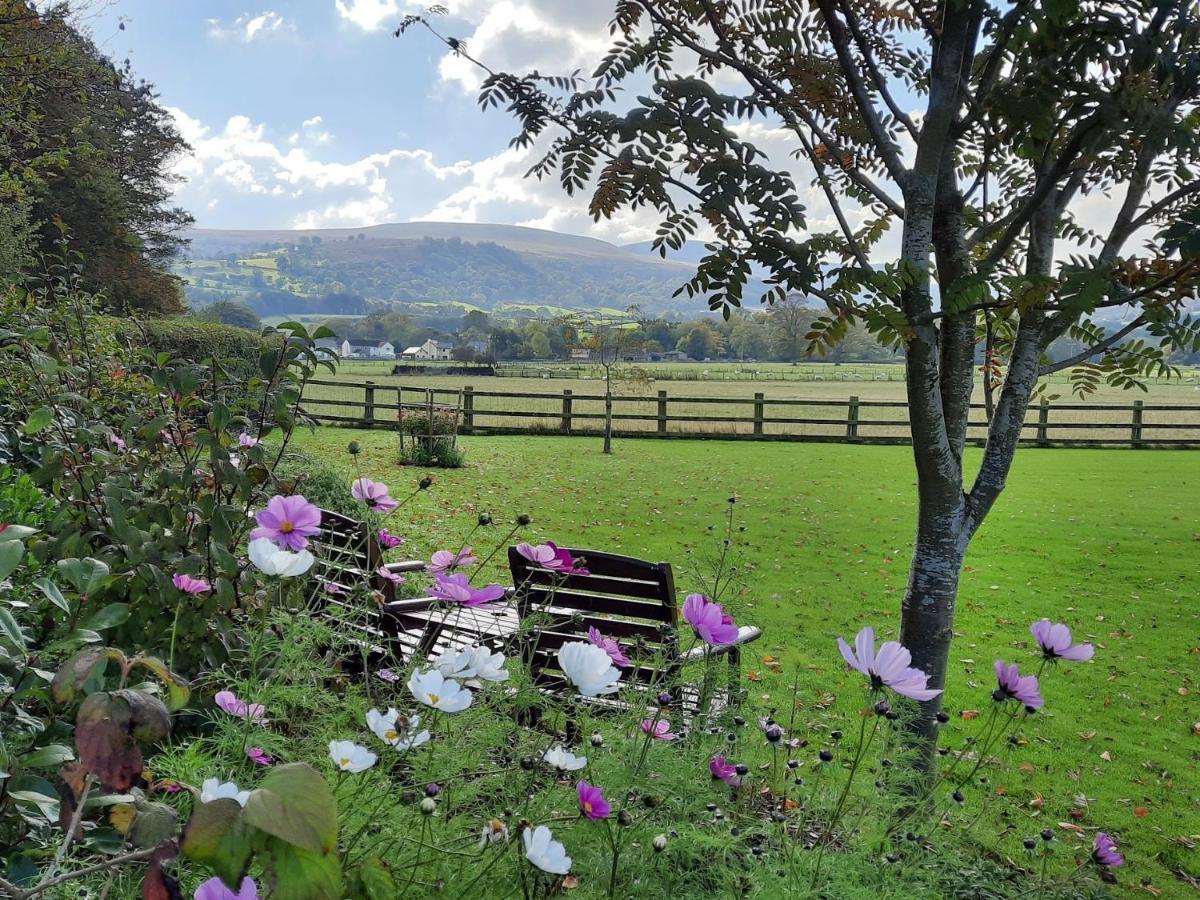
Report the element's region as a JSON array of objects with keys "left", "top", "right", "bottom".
[
  {"left": 961, "top": 710, "right": 979, "bottom": 720},
  {"left": 1134, "top": 807, "right": 1149, "bottom": 818}
]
